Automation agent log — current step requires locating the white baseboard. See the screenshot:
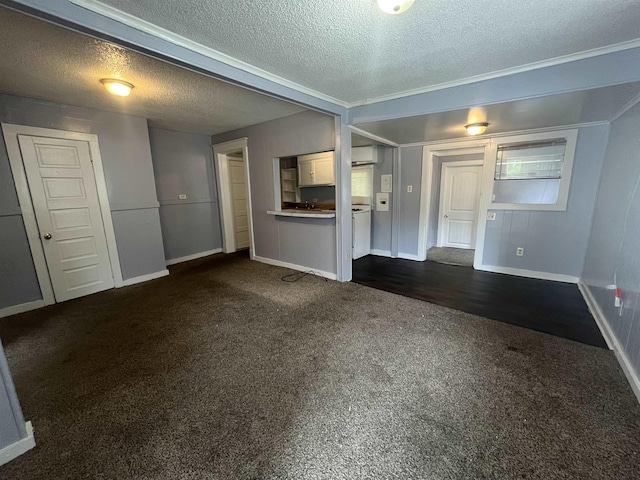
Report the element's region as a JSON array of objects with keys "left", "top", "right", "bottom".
[
  {"left": 398, "top": 252, "right": 423, "bottom": 261},
  {"left": 165, "top": 248, "right": 222, "bottom": 266},
  {"left": 0, "top": 421, "right": 35, "bottom": 467},
  {"left": 120, "top": 269, "right": 169, "bottom": 287},
  {"left": 0, "top": 300, "right": 46, "bottom": 319},
  {"left": 578, "top": 281, "right": 640, "bottom": 404},
  {"left": 370, "top": 249, "right": 391, "bottom": 257},
  {"left": 253, "top": 255, "right": 337, "bottom": 281},
  {"left": 477, "top": 264, "right": 578, "bottom": 284}
]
